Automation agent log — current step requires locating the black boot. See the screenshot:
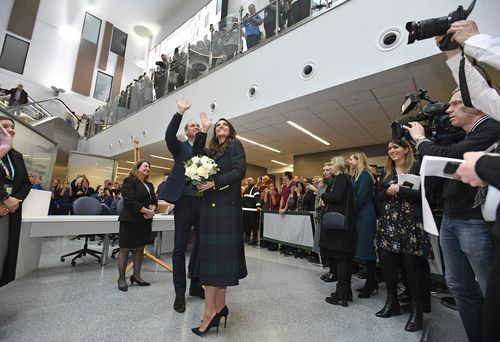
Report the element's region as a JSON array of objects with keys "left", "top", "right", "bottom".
[
  {"left": 404, "top": 302, "right": 423, "bottom": 332},
  {"left": 326, "top": 285, "right": 349, "bottom": 307},
  {"left": 376, "top": 294, "right": 400, "bottom": 318},
  {"left": 358, "top": 278, "right": 378, "bottom": 298}
]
